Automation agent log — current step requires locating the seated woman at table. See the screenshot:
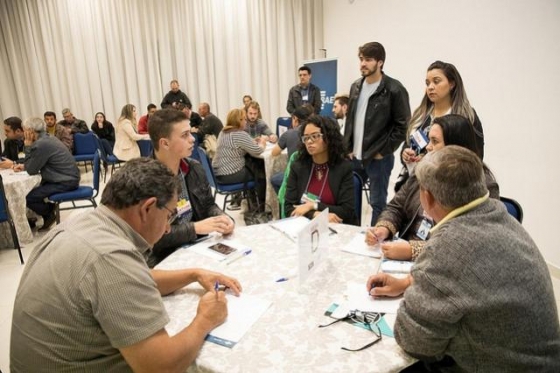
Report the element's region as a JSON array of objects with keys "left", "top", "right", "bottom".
[
  {"left": 284, "top": 115, "right": 357, "bottom": 225},
  {"left": 91, "top": 112, "right": 115, "bottom": 155},
  {"left": 212, "top": 108, "right": 267, "bottom": 209},
  {"left": 366, "top": 114, "right": 499, "bottom": 260},
  {"left": 113, "top": 104, "right": 150, "bottom": 161}
]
